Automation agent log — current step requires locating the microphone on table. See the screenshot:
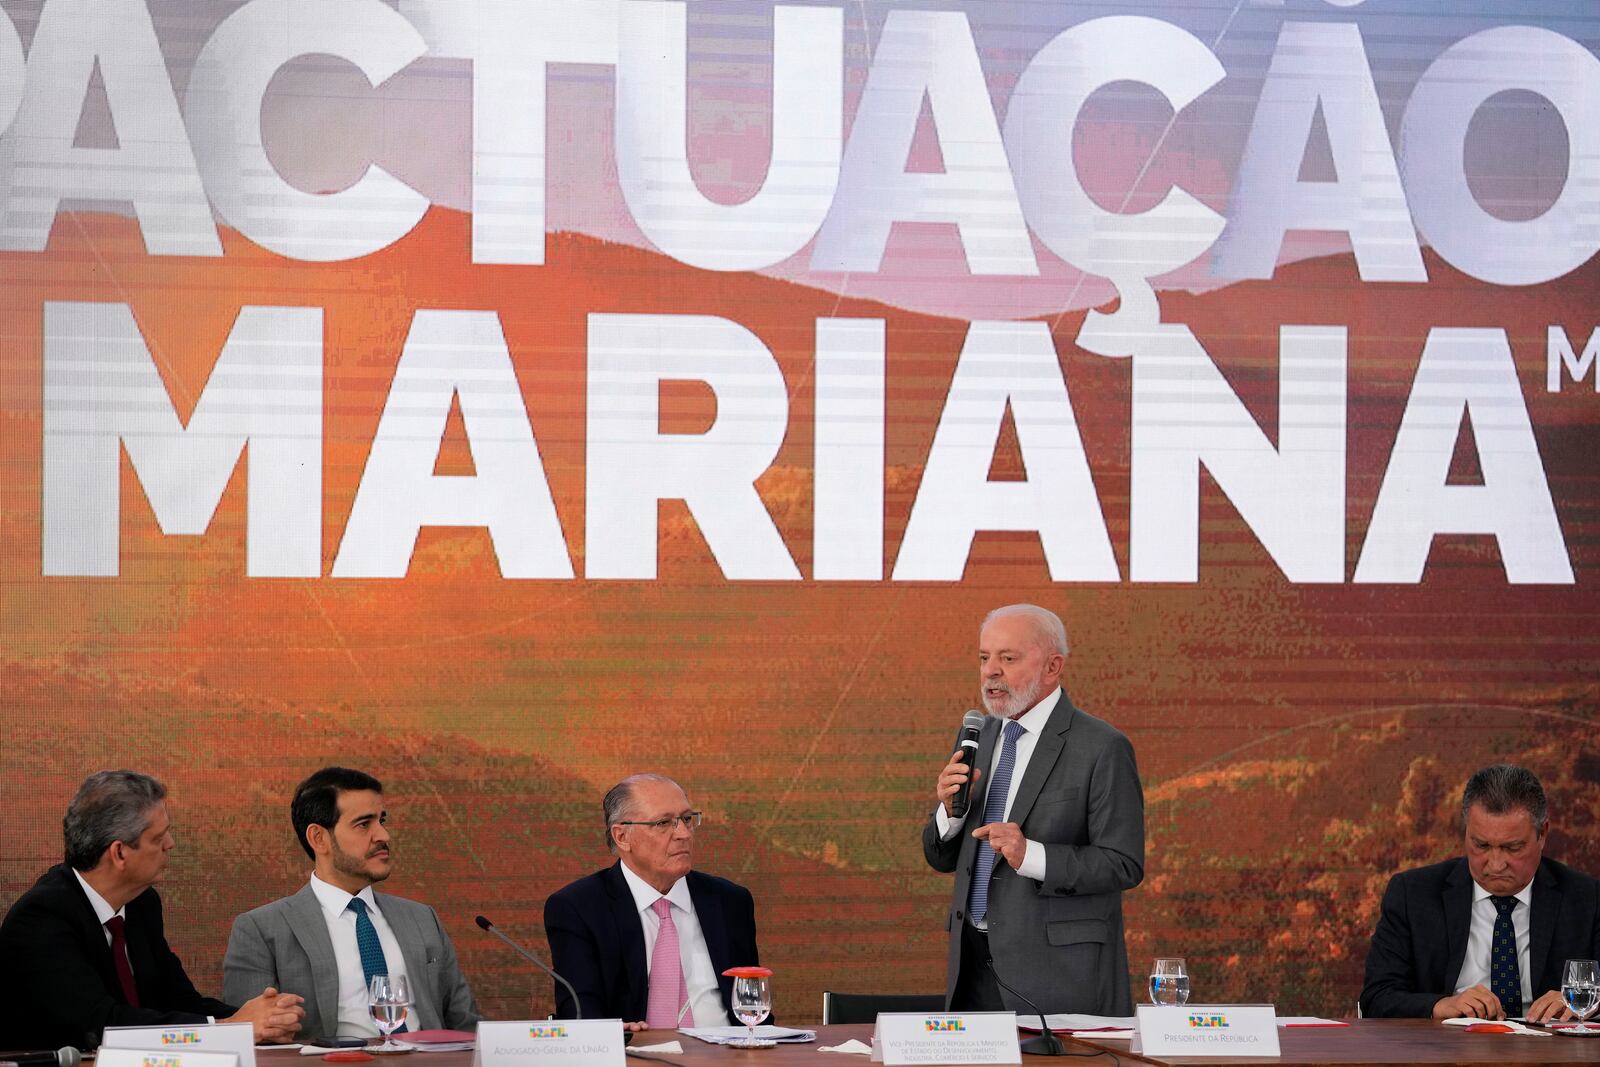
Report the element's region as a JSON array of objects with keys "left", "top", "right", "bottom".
[
  {"left": 474, "top": 915, "right": 584, "bottom": 1021},
  {"left": 948, "top": 710, "right": 986, "bottom": 819},
  {"left": 0, "top": 1050, "right": 81, "bottom": 1067},
  {"left": 987, "top": 962, "right": 1067, "bottom": 1056}
]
